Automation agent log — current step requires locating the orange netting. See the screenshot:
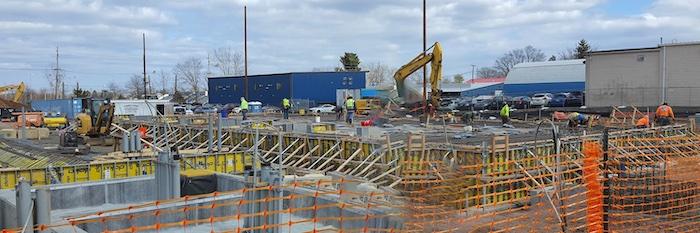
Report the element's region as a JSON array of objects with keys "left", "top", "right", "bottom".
[{"left": 6, "top": 133, "right": 700, "bottom": 233}]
